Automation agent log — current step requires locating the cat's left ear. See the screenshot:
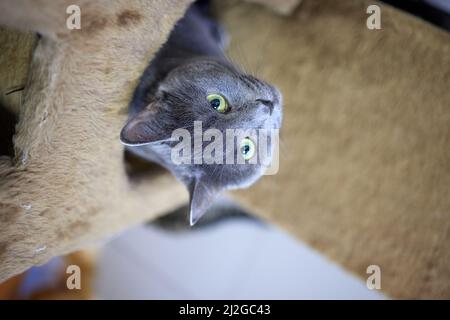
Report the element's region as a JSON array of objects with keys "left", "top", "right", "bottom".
[
  {"left": 120, "top": 102, "right": 166, "bottom": 146},
  {"left": 189, "top": 178, "right": 221, "bottom": 226}
]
